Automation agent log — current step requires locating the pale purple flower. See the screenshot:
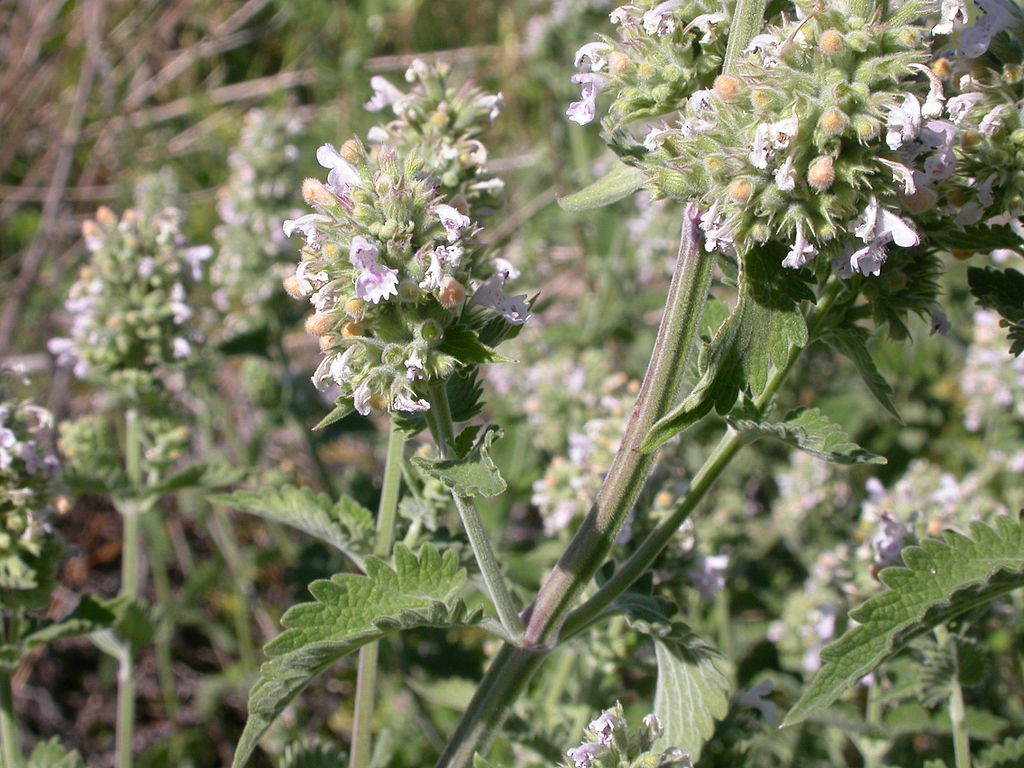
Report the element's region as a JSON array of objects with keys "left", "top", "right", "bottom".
[
  {"left": 854, "top": 197, "right": 920, "bottom": 248},
  {"left": 349, "top": 236, "right": 398, "bottom": 304},
  {"left": 933, "top": 0, "right": 969, "bottom": 34},
  {"left": 959, "top": 0, "right": 1018, "bottom": 57},
  {"left": 588, "top": 712, "right": 619, "bottom": 745},
  {"left": 392, "top": 389, "right": 430, "bottom": 413},
  {"left": 688, "top": 12, "right": 728, "bottom": 43},
  {"left": 574, "top": 41, "right": 612, "bottom": 72},
  {"left": 405, "top": 349, "right": 425, "bottom": 380},
  {"left": 920, "top": 120, "right": 958, "bottom": 181},
  {"left": 910, "top": 64, "right": 946, "bottom": 118},
  {"left": 946, "top": 92, "right": 985, "bottom": 124},
  {"left": 567, "top": 73, "right": 607, "bottom": 126},
  {"left": 312, "top": 347, "right": 356, "bottom": 391},
  {"left": 609, "top": 5, "right": 641, "bottom": 25},
  {"left": 886, "top": 95, "right": 922, "bottom": 151},
  {"left": 172, "top": 337, "right": 192, "bottom": 359},
  {"left": 871, "top": 512, "right": 908, "bottom": 565},
  {"left": 690, "top": 553, "right": 729, "bottom": 602},
  {"left": 567, "top": 742, "right": 606, "bottom": 768},
  {"left": 688, "top": 89, "right": 716, "bottom": 113},
  {"left": 475, "top": 92, "right": 504, "bottom": 121},
  {"left": 364, "top": 76, "right": 407, "bottom": 113},
  {"left": 782, "top": 220, "right": 817, "bottom": 269},
  {"left": 738, "top": 680, "right": 779, "bottom": 727},
  {"left": 353, "top": 380, "right": 374, "bottom": 416},
  {"left": 419, "top": 252, "right": 444, "bottom": 292},
  {"left": 491, "top": 257, "right": 519, "bottom": 280},
  {"left": 642, "top": 714, "right": 663, "bottom": 742},
  {"left": 980, "top": 105, "right": 1009, "bottom": 136},
  {"left": 877, "top": 158, "right": 917, "bottom": 195},
  {"left": 434, "top": 204, "right": 471, "bottom": 244},
  {"left": 170, "top": 283, "right": 192, "bottom": 325},
  {"left": 699, "top": 202, "right": 734, "bottom": 254},
  {"left": 182, "top": 245, "right": 213, "bottom": 282},
  {"left": 316, "top": 143, "right": 362, "bottom": 197},
  {"left": 642, "top": 0, "right": 685, "bottom": 35},
  {"left": 470, "top": 272, "right": 531, "bottom": 325},
  {"left": 978, "top": 173, "right": 997, "bottom": 207},
  {"left": 137, "top": 257, "right": 155, "bottom": 279},
  {"left": 282, "top": 213, "right": 329, "bottom": 245},
  {"left": 956, "top": 202, "right": 983, "bottom": 226},
  {"left": 745, "top": 32, "right": 783, "bottom": 67},
  {"left": 769, "top": 116, "right": 799, "bottom": 149}
]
